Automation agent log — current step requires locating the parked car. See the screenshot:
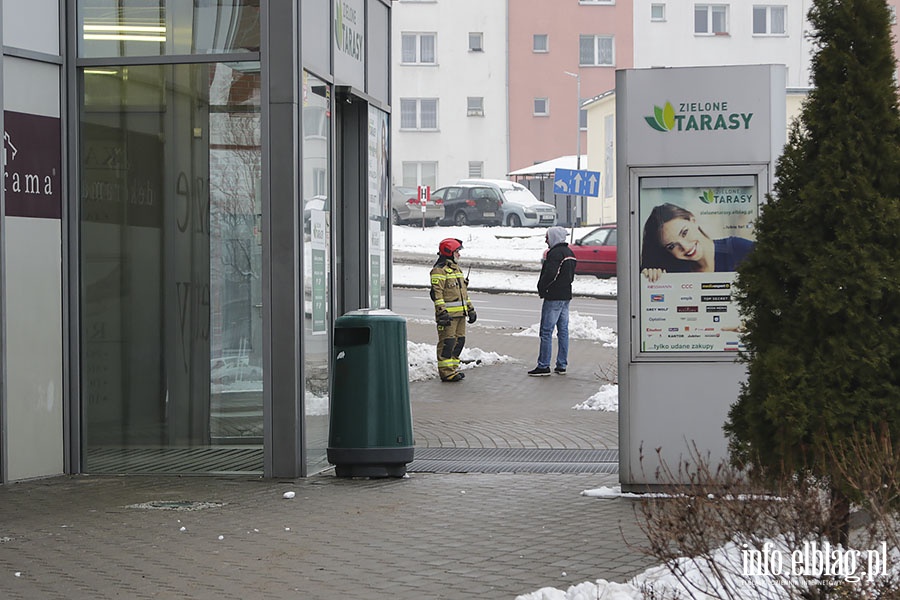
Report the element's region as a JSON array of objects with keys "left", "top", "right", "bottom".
[
  {"left": 433, "top": 183, "right": 503, "bottom": 226},
  {"left": 391, "top": 185, "right": 444, "bottom": 226},
  {"left": 457, "top": 178, "right": 557, "bottom": 227},
  {"left": 570, "top": 224, "right": 617, "bottom": 278},
  {"left": 210, "top": 357, "right": 263, "bottom": 385}
]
